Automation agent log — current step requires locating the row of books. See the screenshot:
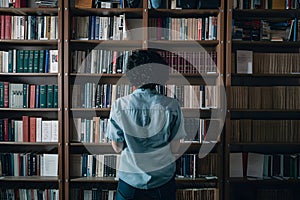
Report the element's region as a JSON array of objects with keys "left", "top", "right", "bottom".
[
  {"left": 158, "top": 51, "right": 218, "bottom": 74},
  {"left": 72, "top": 83, "right": 217, "bottom": 109},
  {"left": 0, "top": 189, "right": 59, "bottom": 200},
  {"left": 255, "top": 189, "right": 300, "bottom": 200},
  {"left": 0, "top": 153, "right": 58, "bottom": 176},
  {"left": 176, "top": 188, "right": 219, "bottom": 200},
  {"left": 230, "top": 152, "right": 300, "bottom": 179},
  {"left": 70, "top": 117, "right": 214, "bottom": 144},
  {"left": 71, "top": 188, "right": 116, "bottom": 200},
  {"left": 175, "top": 154, "right": 218, "bottom": 178},
  {"left": 0, "top": 15, "right": 58, "bottom": 40},
  {"left": 232, "top": 19, "right": 300, "bottom": 42},
  {"left": 234, "top": 51, "right": 300, "bottom": 74},
  {"left": 231, "top": 120, "right": 300, "bottom": 143},
  {"left": 71, "top": 117, "right": 108, "bottom": 143},
  {"left": 230, "top": 86, "right": 300, "bottom": 109},
  {"left": 71, "top": 188, "right": 219, "bottom": 200},
  {"left": 233, "top": 0, "right": 300, "bottom": 9},
  {"left": 0, "top": 83, "right": 59, "bottom": 108},
  {"left": 149, "top": 17, "right": 218, "bottom": 41},
  {"left": 72, "top": 50, "right": 130, "bottom": 74},
  {"left": 70, "top": 154, "right": 120, "bottom": 178},
  {"left": 0, "top": 117, "right": 59, "bottom": 142},
  {"left": 72, "top": 50, "right": 217, "bottom": 74},
  {"left": 0, "top": 50, "right": 58, "bottom": 73},
  {"left": 72, "top": 15, "right": 127, "bottom": 40}
]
